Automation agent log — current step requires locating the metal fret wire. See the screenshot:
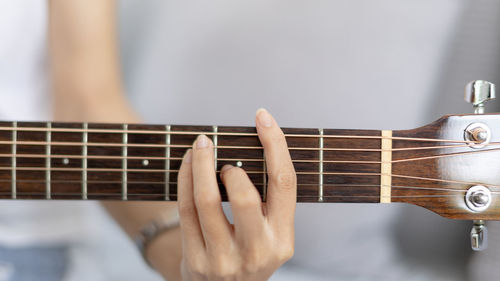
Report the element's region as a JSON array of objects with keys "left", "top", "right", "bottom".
[
  {"left": 11, "top": 122, "right": 16, "bottom": 199},
  {"left": 165, "top": 125, "right": 171, "bottom": 201},
  {"left": 318, "top": 128, "right": 324, "bottom": 202},
  {"left": 45, "top": 122, "right": 51, "bottom": 199},
  {"left": 122, "top": 124, "right": 128, "bottom": 200},
  {"left": 82, "top": 123, "right": 88, "bottom": 200},
  {"left": 213, "top": 126, "right": 218, "bottom": 170}
]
